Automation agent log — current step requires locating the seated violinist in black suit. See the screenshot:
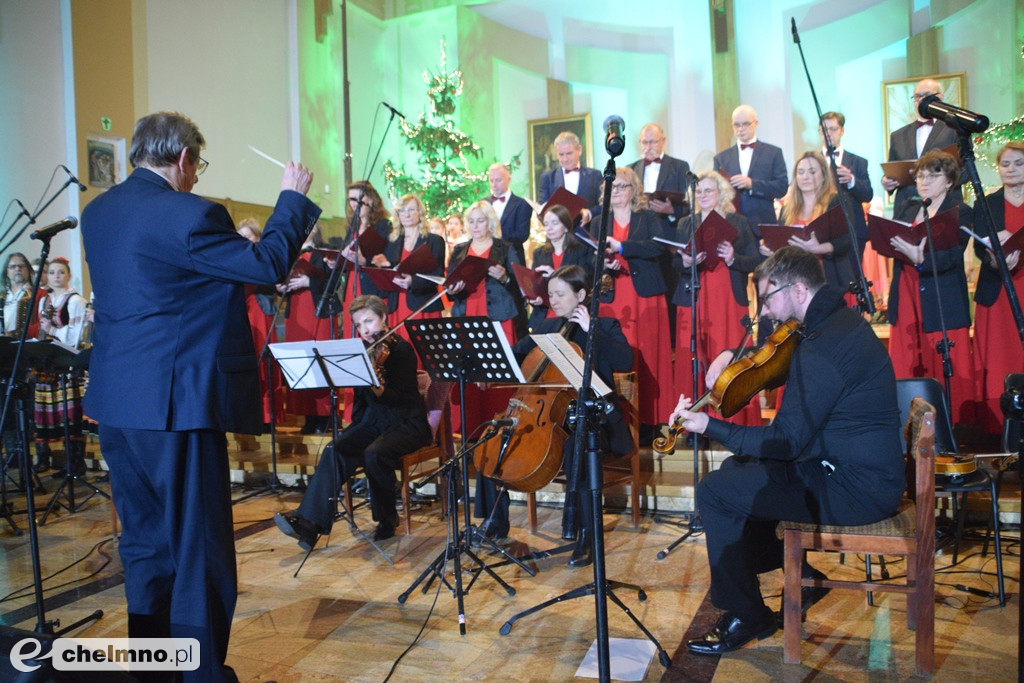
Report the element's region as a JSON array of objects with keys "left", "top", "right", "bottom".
[{"left": 477, "top": 265, "right": 633, "bottom": 568}]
